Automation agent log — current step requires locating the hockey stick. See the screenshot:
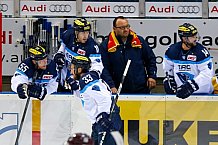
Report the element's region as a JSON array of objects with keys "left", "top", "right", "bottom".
[
  {"left": 99, "top": 59, "right": 131, "bottom": 145},
  {"left": 15, "top": 71, "right": 38, "bottom": 145},
  {"left": 206, "top": 47, "right": 218, "bottom": 51}
]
